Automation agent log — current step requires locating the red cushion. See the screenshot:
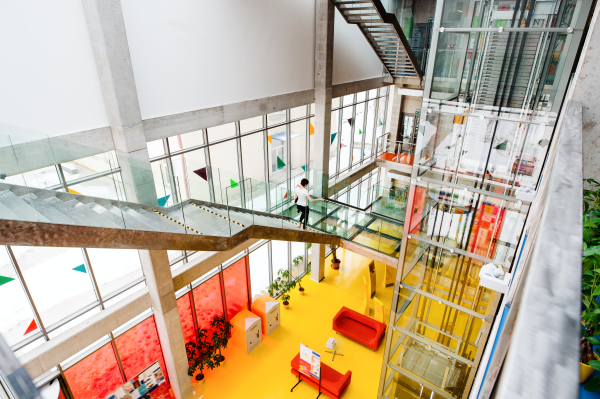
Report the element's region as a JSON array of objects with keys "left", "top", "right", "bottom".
[
  {"left": 332, "top": 307, "right": 386, "bottom": 351},
  {"left": 290, "top": 353, "right": 352, "bottom": 399}
]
